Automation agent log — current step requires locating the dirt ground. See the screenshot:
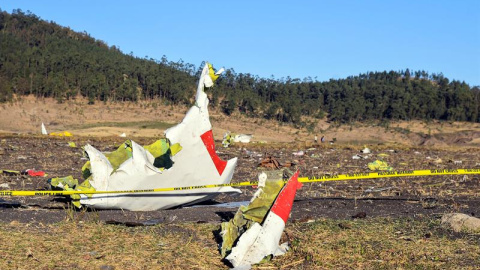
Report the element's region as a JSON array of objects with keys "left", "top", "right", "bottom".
[
  {"left": 1, "top": 96, "right": 480, "bottom": 146},
  {"left": 0, "top": 96, "right": 479, "bottom": 226},
  {"left": 0, "top": 134, "right": 479, "bottom": 225}
]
